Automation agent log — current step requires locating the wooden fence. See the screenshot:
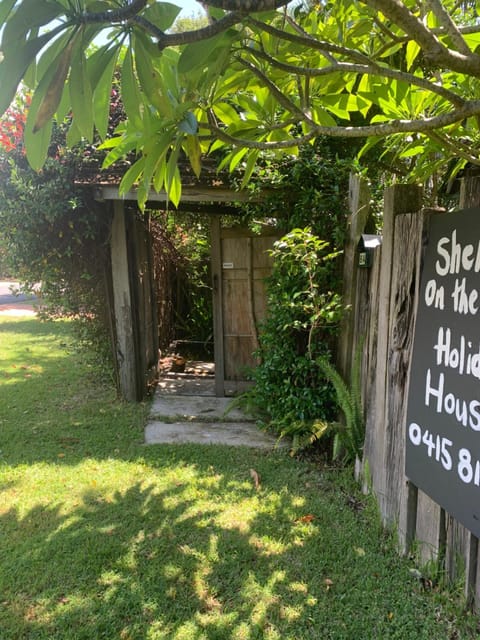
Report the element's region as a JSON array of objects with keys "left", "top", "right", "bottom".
[
  {"left": 109, "top": 201, "right": 158, "bottom": 401},
  {"left": 341, "top": 175, "right": 480, "bottom": 607}
]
